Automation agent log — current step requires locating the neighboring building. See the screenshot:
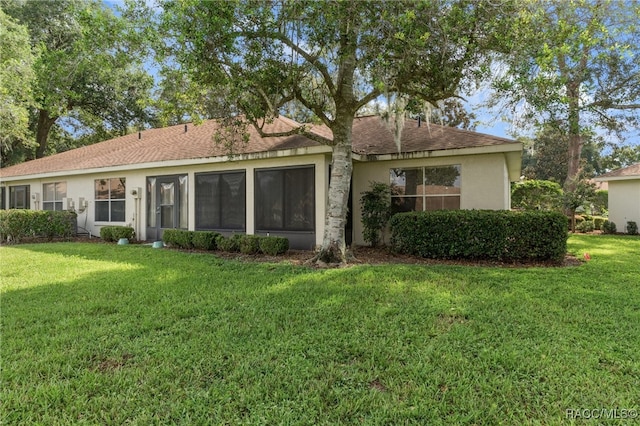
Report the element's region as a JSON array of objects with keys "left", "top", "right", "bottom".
[
  {"left": 595, "top": 163, "right": 640, "bottom": 233},
  {"left": 0, "top": 115, "right": 522, "bottom": 248}
]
